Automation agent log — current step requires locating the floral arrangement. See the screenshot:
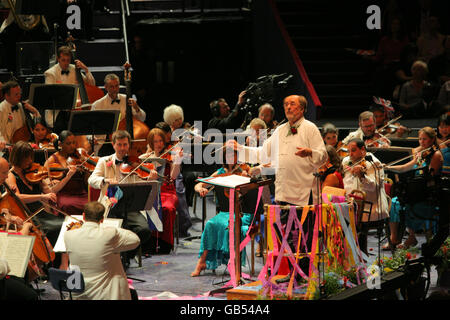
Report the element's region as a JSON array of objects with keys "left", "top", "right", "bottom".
[
  {"left": 434, "top": 236, "right": 450, "bottom": 279},
  {"left": 378, "top": 247, "right": 420, "bottom": 273}
]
